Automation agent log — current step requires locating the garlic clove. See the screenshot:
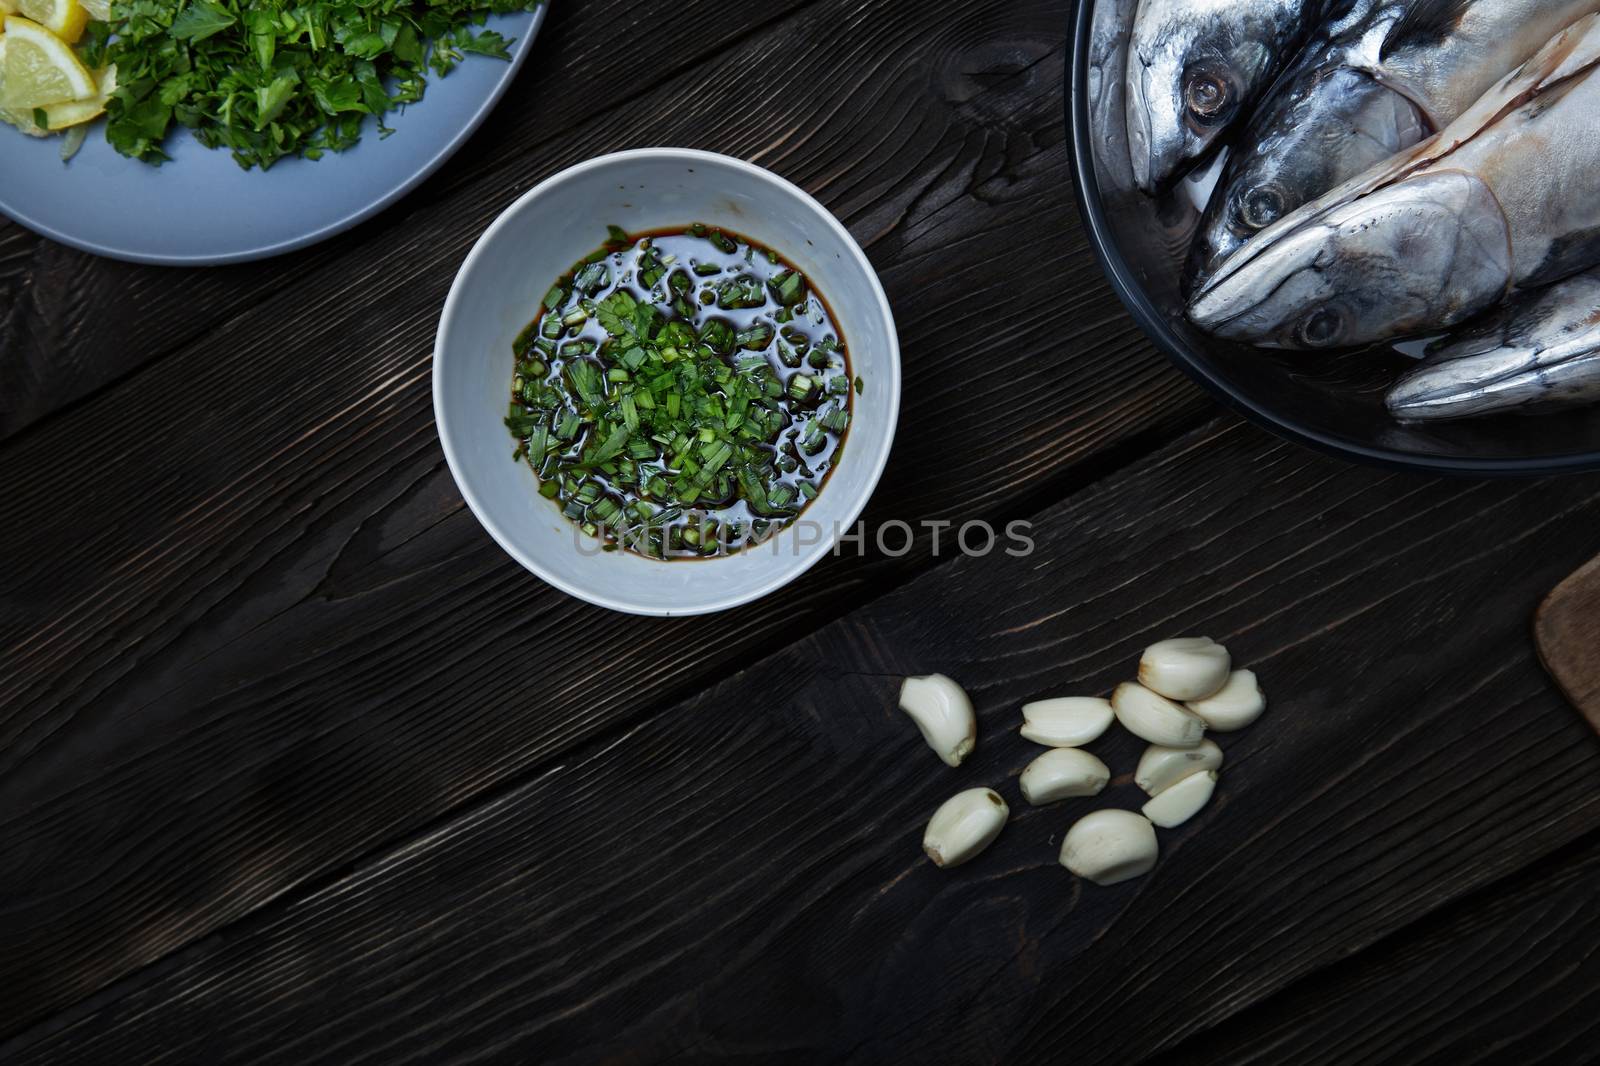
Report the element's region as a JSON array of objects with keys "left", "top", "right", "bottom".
[
  {"left": 1019, "top": 697, "right": 1114, "bottom": 748},
  {"left": 1059, "top": 809, "right": 1159, "bottom": 885},
  {"left": 1142, "top": 770, "right": 1218, "bottom": 828},
  {"left": 899, "top": 674, "right": 977, "bottom": 768},
  {"left": 1019, "top": 748, "right": 1111, "bottom": 805},
  {"left": 1113, "top": 683, "right": 1207, "bottom": 748},
  {"left": 1138, "top": 637, "right": 1231, "bottom": 701},
  {"left": 1185, "top": 669, "right": 1265, "bottom": 732},
  {"left": 1135, "top": 739, "right": 1224, "bottom": 796},
  {"left": 923, "top": 787, "right": 1009, "bottom": 868}
]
